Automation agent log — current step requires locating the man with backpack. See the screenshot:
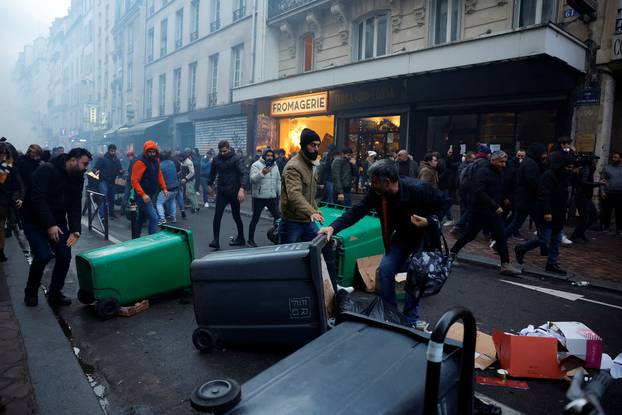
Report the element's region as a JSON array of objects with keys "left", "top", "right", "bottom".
[{"left": 452, "top": 146, "right": 490, "bottom": 234}]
